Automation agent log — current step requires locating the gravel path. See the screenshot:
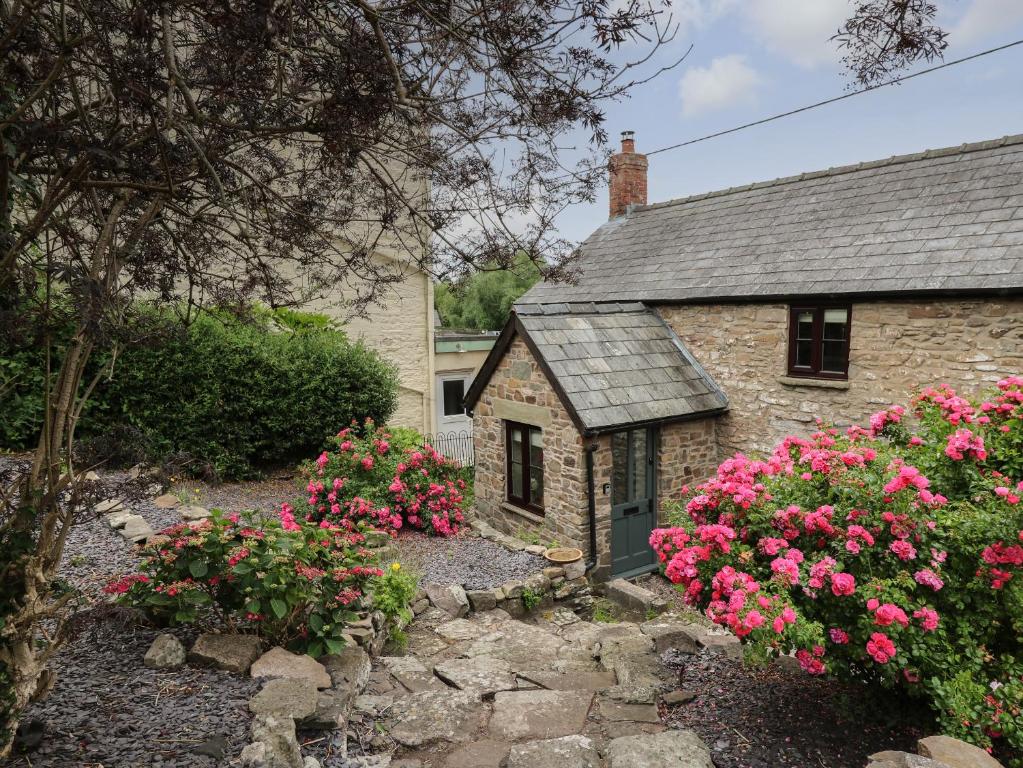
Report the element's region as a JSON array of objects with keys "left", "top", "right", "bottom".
[
  {"left": 167, "top": 474, "right": 299, "bottom": 515},
  {"left": 394, "top": 530, "right": 546, "bottom": 589}
]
